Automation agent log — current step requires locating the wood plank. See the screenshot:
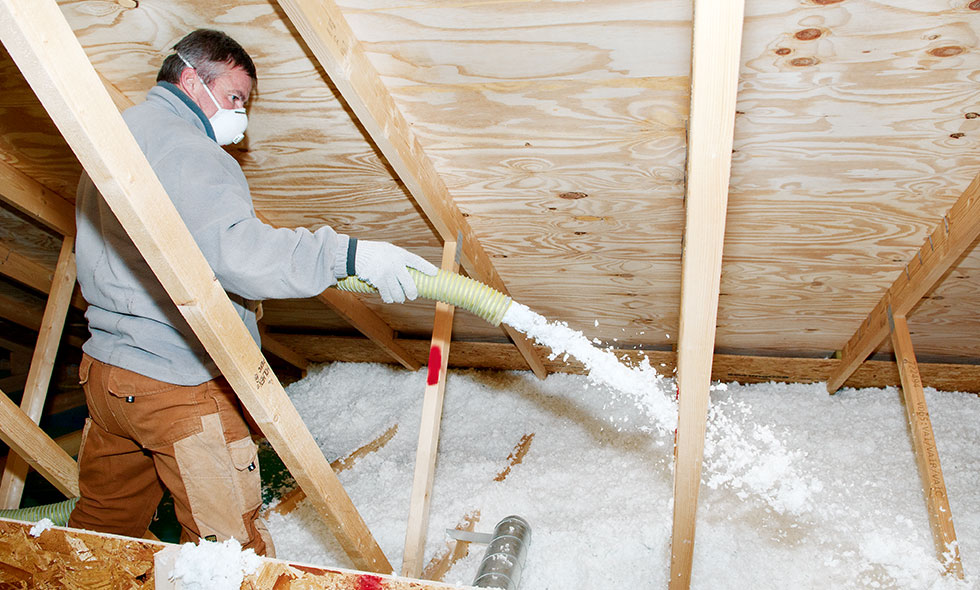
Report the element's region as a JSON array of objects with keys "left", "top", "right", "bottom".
[
  {"left": 828, "top": 171, "right": 980, "bottom": 392},
  {"left": 317, "top": 289, "right": 422, "bottom": 371},
  {"left": 889, "top": 314, "right": 963, "bottom": 578},
  {"left": 257, "top": 325, "right": 309, "bottom": 375},
  {"left": 277, "top": 333, "right": 980, "bottom": 394},
  {"left": 266, "top": 424, "right": 399, "bottom": 518},
  {"left": 0, "top": 388, "right": 78, "bottom": 498},
  {"left": 402, "top": 241, "right": 458, "bottom": 578},
  {"left": 421, "top": 510, "right": 481, "bottom": 583},
  {"left": 669, "top": 1, "right": 745, "bottom": 588},
  {"left": 0, "top": 236, "right": 75, "bottom": 509},
  {"left": 273, "top": 0, "right": 548, "bottom": 379},
  {"left": 0, "top": 0, "right": 391, "bottom": 573},
  {"left": 0, "top": 240, "right": 86, "bottom": 310},
  {"left": 0, "top": 159, "right": 75, "bottom": 237},
  {"left": 0, "top": 291, "right": 44, "bottom": 331}
]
